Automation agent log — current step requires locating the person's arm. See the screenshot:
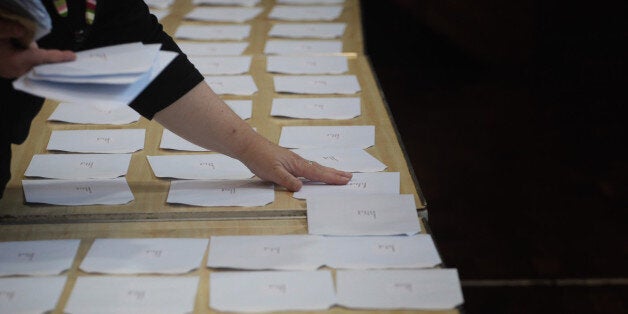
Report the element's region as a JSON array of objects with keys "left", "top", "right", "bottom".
[
  {"left": 0, "top": 18, "right": 75, "bottom": 79},
  {"left": 154, "top": 82, "right": 353, "bottom": 192}
]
